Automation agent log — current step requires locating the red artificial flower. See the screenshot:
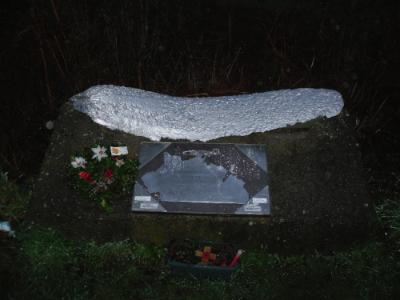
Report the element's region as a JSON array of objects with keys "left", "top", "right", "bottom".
[
  {"left": 79, "top": 171, "right": 92, "bottom": 183},
  {"left": 104, "top": 169, "right": 113, "bottom": 179}
]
